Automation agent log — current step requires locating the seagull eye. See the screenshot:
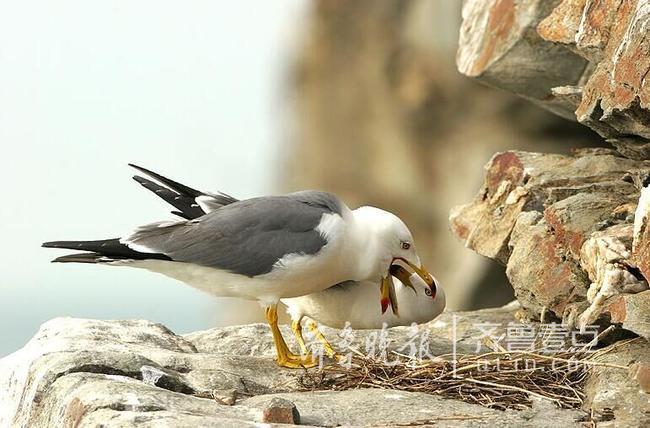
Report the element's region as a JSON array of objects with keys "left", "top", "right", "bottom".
[
  {"left": 401, "top": 242, "right": 411, "bottom": 250},
  {"left": 424, "top": 287, "right": 432, "bottom": 297}
]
